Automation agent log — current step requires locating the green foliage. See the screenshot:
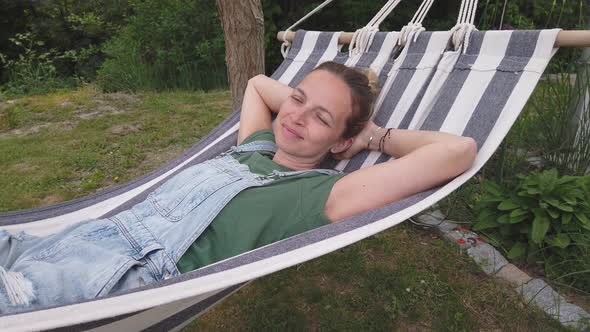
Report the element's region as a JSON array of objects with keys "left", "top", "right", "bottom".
[
  {"left": 474, "top": 169, "right": 590, "bottom": 291},
  {"left": 0, "top": 32, "right": 76, "bottom": 95},
  {"left": 522, "top": 65, "right": 590, "bottom": 176},
  {"left": 97, "top": 0, "right": 227, "bottom": 92}
]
